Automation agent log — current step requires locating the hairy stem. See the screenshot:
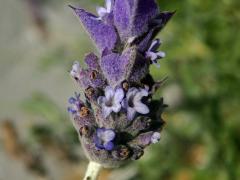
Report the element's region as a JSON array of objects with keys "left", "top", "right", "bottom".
[{"left": 83, "top": 161, "right": 102, "bottom": 180}]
